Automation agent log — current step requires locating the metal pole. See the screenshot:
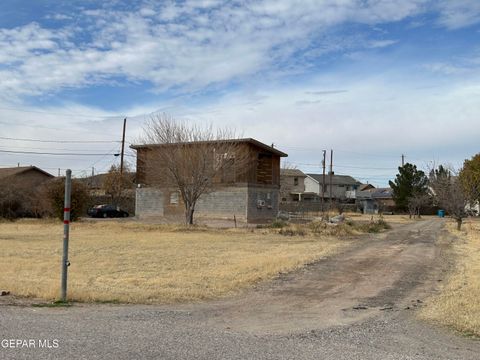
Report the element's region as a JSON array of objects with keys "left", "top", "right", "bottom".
[
  {"left": 61, "top": 169, "right": 72, "bottom": 302},
  {"left": 120, "top": 118, "right": 127, "bottom": 175},
  {"left": 321, "top": 150, "right": 326, "bottom": 214},
  {"left": 329, "top": 149, "right": 333, "bottom": 210}
]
